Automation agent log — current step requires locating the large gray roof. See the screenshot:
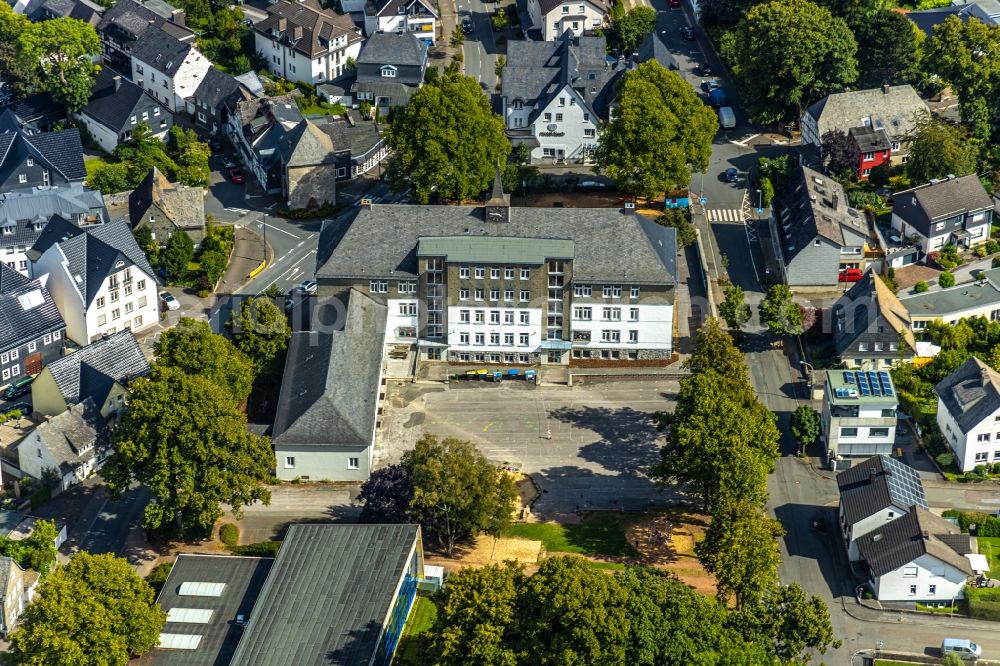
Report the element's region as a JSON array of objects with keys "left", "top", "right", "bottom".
[
  {"left": 837, "top": 454, "right": 927, "bottom": 525},
  {"left": 254, "top": 0, "right": 361, "bottom": 58},
  {"left": 80, "top": 67, "right": 160, "bottom": 134},
  {"left": 804, "top": 85, "right": 929, "bottom": 140},
  {"left": 316, "top": 204, "right": 677, "bottom": 284},
  {"left": 129, "top": 25, "right": 196, "bottom": 75},
  {"left": 857, "top": 506, "right": 973, "bottom": 577},
  {"left": 229, "top": 524, "right": 420, "bottom": 666},
  {"left": 0, "top": 117, "right": 86, "bottom": 183},
  {"left": 892, "top": 174, "right": 994, "bottom": 237},
  {"left": 935, "top": 356, "right": 1000, "bottom": 434},
  {"left": 45, "top": 330, "right": 149, "bottom": 406},
  {"left": 0, "top": 264, "right": 64, "bottom": 353},
  {"left": 0, "top": 184, "right": 107, "bottom": 250},
  {"left": 356, "top": 32, "right": 427, "bottom": 69},
  {"left": 775, "top": 166, "right": 867, "bottom": 265},
  {"left": 899, "top": 268, "right": 1000, "bottom": 319},
  {"left": 272, "top": 290, "right": 385, "bottom": 448},
  {"left": 29, "top": 397, "right": 109, "bottom": 475}
]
